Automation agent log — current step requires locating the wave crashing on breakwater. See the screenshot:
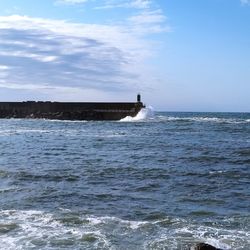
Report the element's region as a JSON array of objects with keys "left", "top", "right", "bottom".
[{"left": 120, "top": 106, "right": 154, "bottom": 121}]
